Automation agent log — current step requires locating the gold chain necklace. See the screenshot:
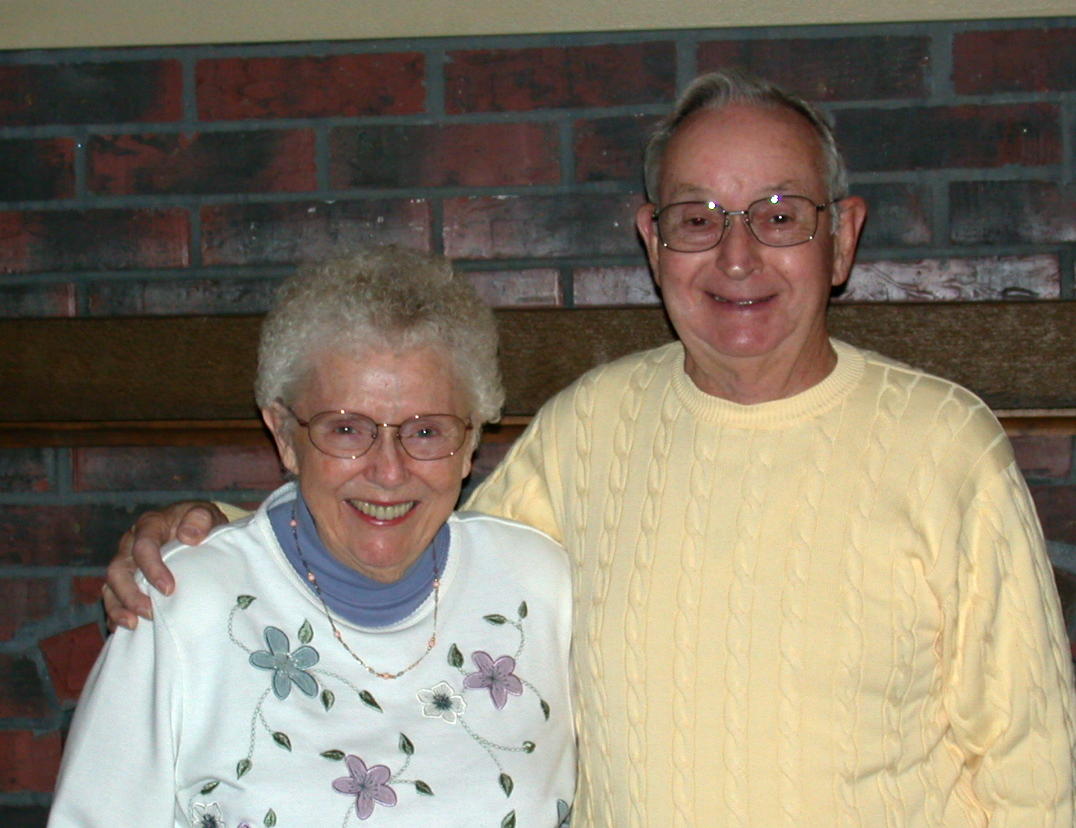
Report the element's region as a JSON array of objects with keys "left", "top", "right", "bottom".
[{"left": 290, "top": 502, "right": 440, "bottom": 680}]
